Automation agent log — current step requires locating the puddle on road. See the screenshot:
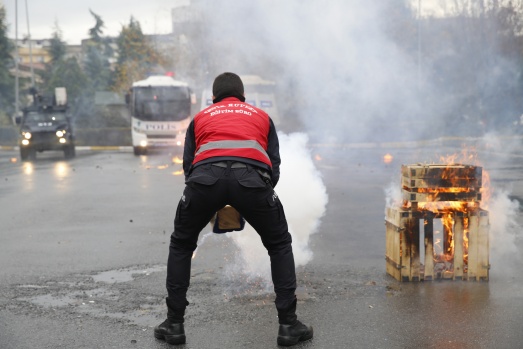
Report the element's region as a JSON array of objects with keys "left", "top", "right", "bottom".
[
  {"left": 16, "top": 263, "right": 312, "bottom": 328},
  {"left": 16, "top": 284, "right": 48, "bottom": 289},
  {"left": 296, "top": 286, "right": 312, "bottom": 300},
  {"left": 91, "top": 265, "right": 165, "bottom": 283},
  {"left": 80, "top": 303, "right": 165, "bottom": 327},
  {"left": 29, "top": 293, "right": 81, "bottom": 307},
  {"left": 25, "top": 288, "right": 117, "bottom": 308},
  {"left": 17, "top": 265, "right": 166, "bottom": 311}
]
